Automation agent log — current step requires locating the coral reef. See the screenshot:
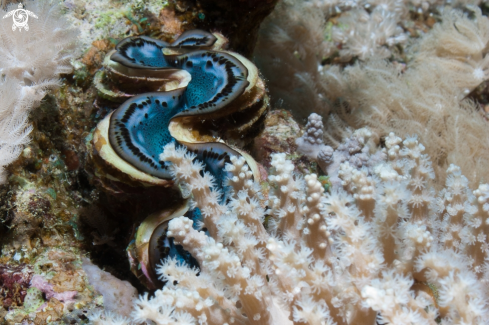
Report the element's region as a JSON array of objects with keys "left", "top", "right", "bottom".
[
  {"left": 295, "top": 112, "right": 329, "bottom": 161},
  {"left": 66, "top": 0, "right": 279, "bottom": 57},
  {"left": 0, "top": 247, "right": 101, "bottom": 324},
  {"left": 4, "top": 0, "right": 489, "bottom": 324},
  {"left": 251, "top": 109, "right": 318, "bottom": 175},
  {"left": 296, "top": 116, "right": 386, "bottom": 187},
  {"left": 325, "top": 4, "right": 408, "bottom": 62},
  {"left": 30, "top": 274, "right": 77, "bottom": 303},
  {"left": 0, "top": 0, "right": 282, "bottom": 323},
  {"left": 65, "top": 0, "right": 168, "bottom": 49},
  {"left": 0, "top": 264, "right": 33, "bottom": 309}
]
